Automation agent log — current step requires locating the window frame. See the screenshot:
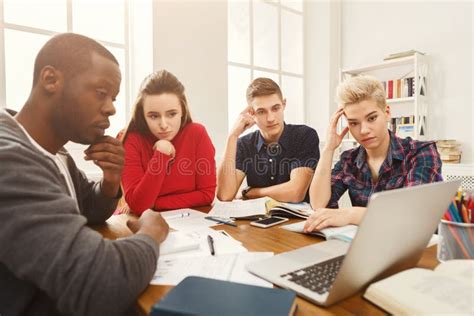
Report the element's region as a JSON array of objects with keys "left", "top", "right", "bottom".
[
  {"left": 227, "top": 0, "right": 305, "bottom": 128},
  {"left": 0, "top": 0, "right": 132, "bottom": 137}
]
